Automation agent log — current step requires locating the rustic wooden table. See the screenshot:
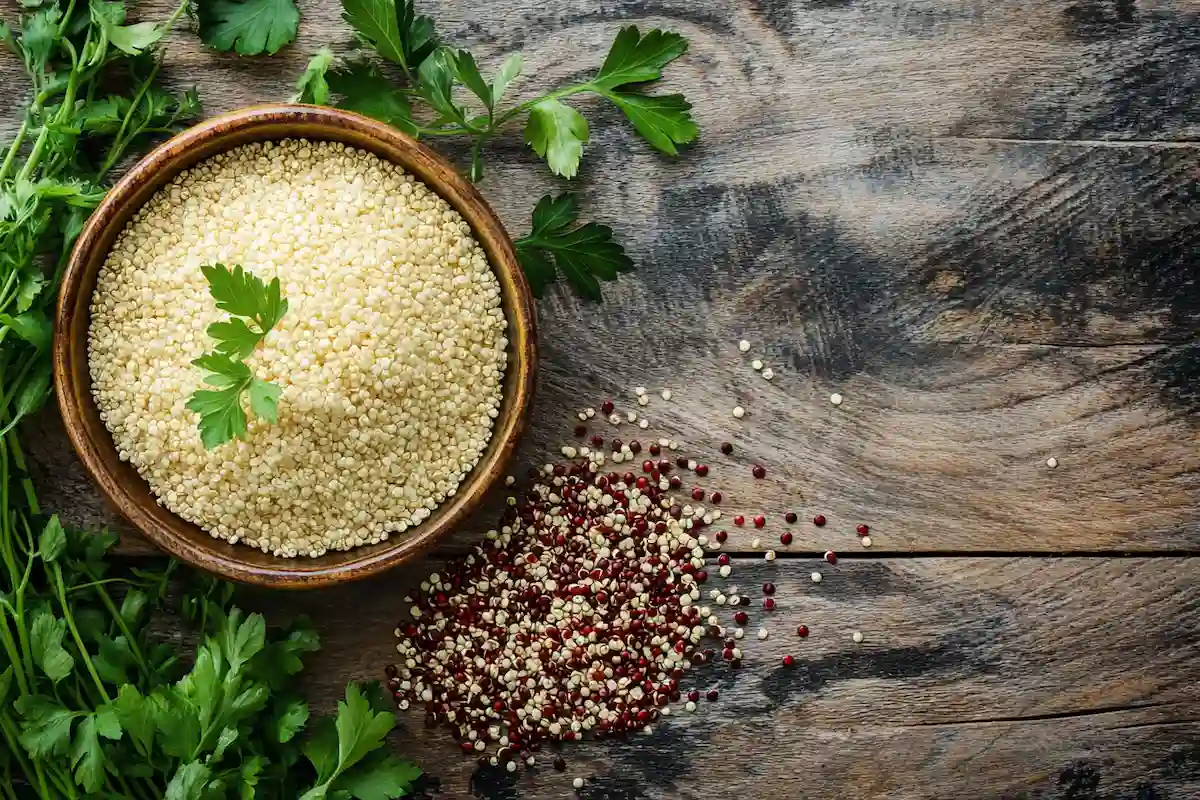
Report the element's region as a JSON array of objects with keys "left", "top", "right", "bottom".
[{"left": 6, "top": 0, "right": 1199, "bottom": 797}]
